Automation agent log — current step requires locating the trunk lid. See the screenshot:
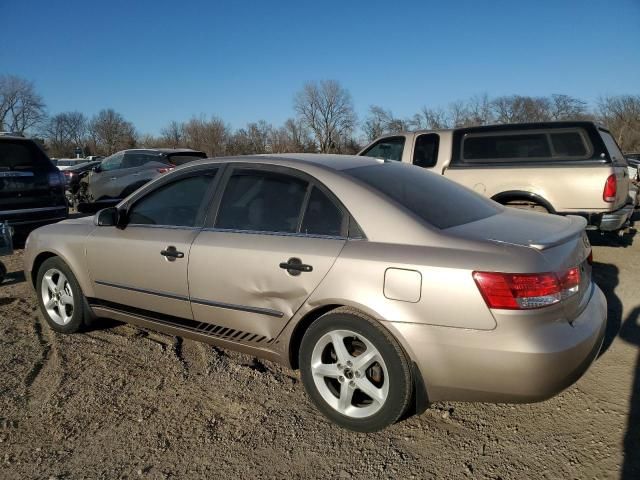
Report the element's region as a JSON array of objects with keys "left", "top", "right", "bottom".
[{"left": 447, "top": 208, "right": 593, "bottom": 322}]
